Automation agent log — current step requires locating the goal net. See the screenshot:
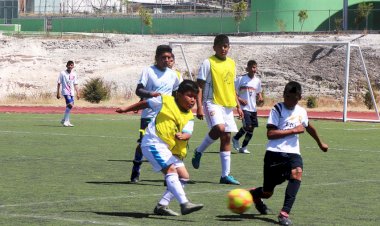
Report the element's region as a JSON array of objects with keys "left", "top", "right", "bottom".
[{"left": 169, "top": 40, "right": 379, "bottom": 123}]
